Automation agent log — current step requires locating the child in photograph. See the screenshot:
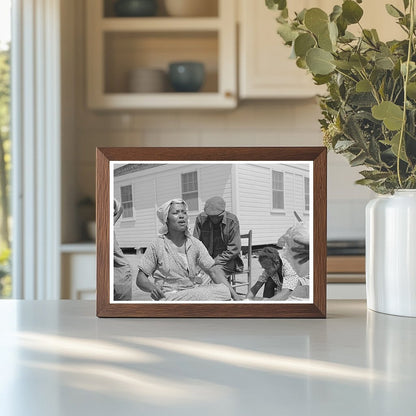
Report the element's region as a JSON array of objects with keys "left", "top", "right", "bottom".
[{"left": 247, "top": 246, "right": 301, "bottom": 300}]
